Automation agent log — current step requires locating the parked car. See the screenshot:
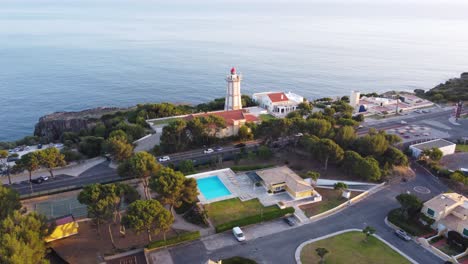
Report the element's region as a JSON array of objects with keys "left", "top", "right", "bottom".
[
  {"left": 414, "top": 110, "right": 422, "bottom": 114},
  {"left": 158, "top": 156, "right": 171, "bottom": 162},
  {"left": 214, "top": 146, "right": 223, "bottom": 152},
  {"left": 400, "top": 120, "right": 407, "bottom": 124},
  {"left": 395, "top": 229, "right": 411, "bottom": 241},
  {"left": 203, "top": 148, "right": 214, "bottom": 154},
  {"left": 422, "top": 109, "right": 430, "bottom": 113},
  {"left": 295, "top": 133, "right": 304, "bottom": 137},
  {"left": 234, "top": 143, "right": 246, "bottom": 148},
  {"left": 37, "top": 144, "right": 43, "bottom": 149},
  {"left": 31, "top": 176, "right": 49, "bottom": 184},
  {"left": 7, "top": 156, "right": 19, "bottom": 162},
  {"left": 283, "top": 216, "right": 296, "bottom": 226},
  {"left": 232, "top": 226, "right": 245, "bottom": 242},
  {"left": 55, "top": 143, "right": 64, "bottom": 148}
]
